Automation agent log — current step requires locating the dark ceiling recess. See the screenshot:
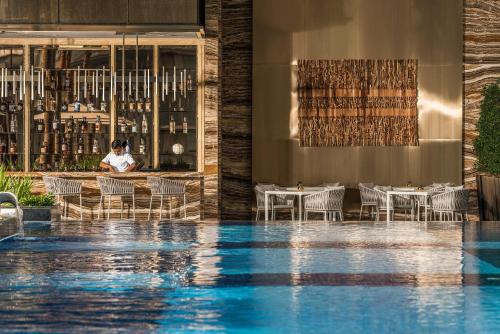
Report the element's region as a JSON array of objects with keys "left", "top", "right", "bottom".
[{"left": 0, "top": 0, "right": 204, "bottom": 30}]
